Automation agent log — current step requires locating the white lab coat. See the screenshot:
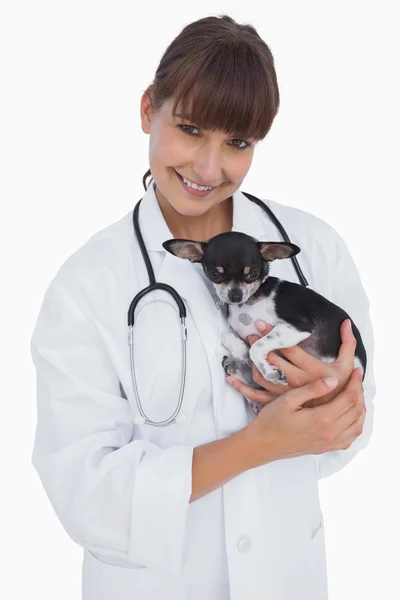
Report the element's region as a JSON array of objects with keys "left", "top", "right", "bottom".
[{"left": 30, "top": 182, "right": 376, "bottom": 600}]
